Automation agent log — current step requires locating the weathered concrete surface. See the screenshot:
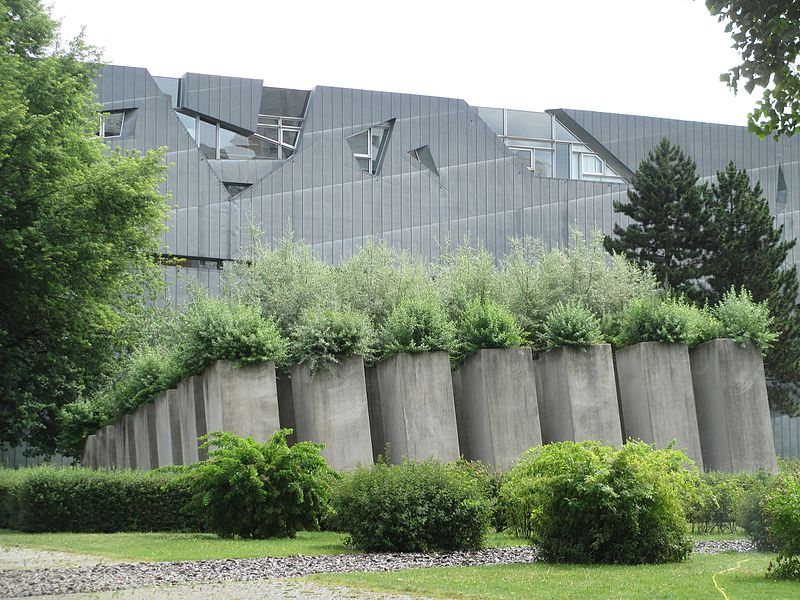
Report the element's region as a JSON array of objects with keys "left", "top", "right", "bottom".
[
  {"left": 203, "top": 360, "right": 280, "bottom": 441},
  {"left": 375, "top": 352, "right": 460, "bottom": 464},
  {"left": 81, "top": 434, "right": 97, "bottom": 469},
  {"left": 133, "top": 402, "right": 159, "bottom": 470},
  {"left": 365, "top": 366, "right": 386, "bottom": 461},
  {"left": 94, "top": 428, "right": 108, "bottom": 469},
  {"left": 155, "top": 389, "right": 183, "bottom": 467},
  {"left": 292, "top": 357, "right": 373, "bottom": 471},
  {"left": 455, "top": 348, "right": 542, "bottom": 470},
  {"left": 178, "top": 375, "right": 208, "bottom": 465},
  {"left": 110, "top": 421, "right": 126, "bottom": 469},
  {"left": 276, "top": 375, "right": 296, "bottom": 446},
  {"left": 616, "top": 342, "right": 704, "bottom": 469},
  {"left": 123, "top": 414, "right": 137, "bottom": 469},
  {"left": 690, "top": 339, "right": 778, "bottom": 473},
  {"left": 536, "top": 344, "right": 623, "bottom": 446}
]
